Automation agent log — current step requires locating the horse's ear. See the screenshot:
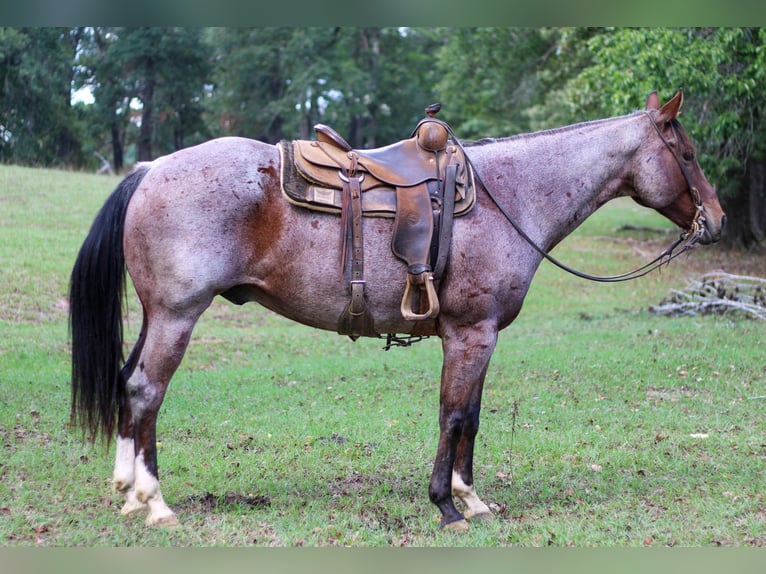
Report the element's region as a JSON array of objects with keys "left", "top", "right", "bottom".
[
  {"left": 656, "top": 89, "right": 684, "bottom": 123},
  {"left": 645, "top": 91, "right": 660, "bottom": 111}
]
